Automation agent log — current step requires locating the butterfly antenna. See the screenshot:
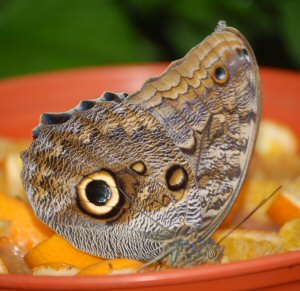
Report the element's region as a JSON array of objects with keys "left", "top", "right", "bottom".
[{"left": 217, "top": 185, "right": 282, "bottom": 244}]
